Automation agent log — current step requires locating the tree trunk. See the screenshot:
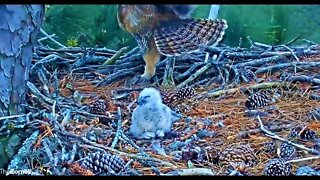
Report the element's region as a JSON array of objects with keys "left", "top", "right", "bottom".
[{"left": 0, "top": 5, "right": 44, "bottom": 116}]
